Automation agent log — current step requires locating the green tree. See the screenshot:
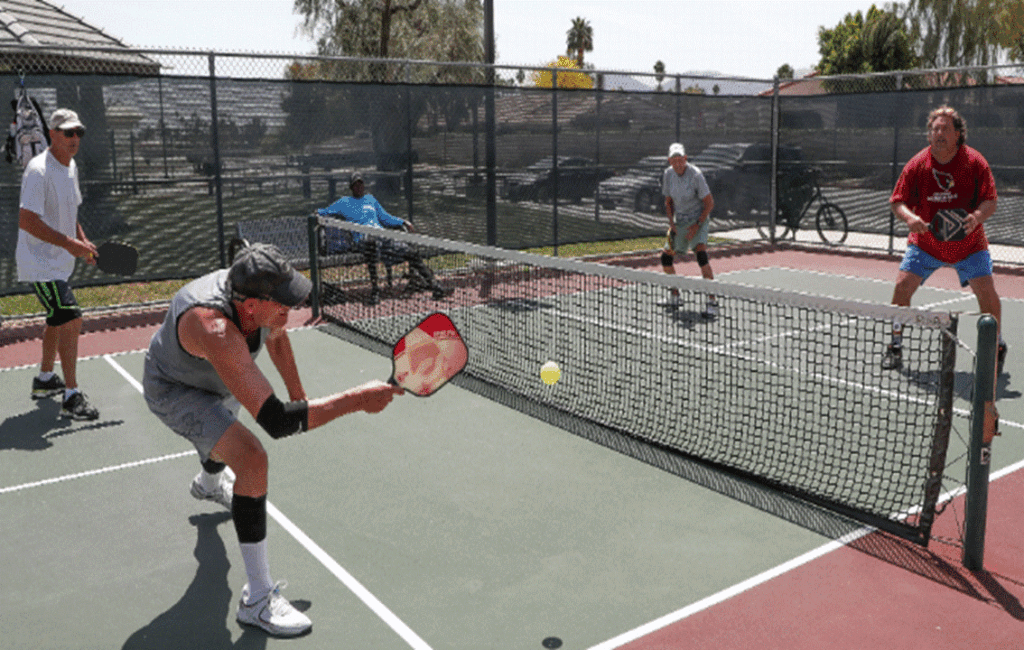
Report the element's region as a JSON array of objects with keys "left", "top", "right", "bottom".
[
  {"left": 905, "top": 0, "right": 1003, "bottom": 70},
  {"left": 654, "top": 60, "right": 665, "bottom": 91},
  {"left": 997, "top": 0, "right": 1024, "bottom": 60},
  {"left": 776, "top": 63, "right": 794, "bottom": 79},
  {"left": 999, "top": 0, "right": 1024, "bottom": 59},
  {"left": 291, "top": 0, "right": 486, "bottom": 165},
  {"left": 817, "top": 4, "right": 919, "bottom": 77},
  {"left": 295, "top": 0, "right": 484, "bottom": 77},
  {"left": 566, "top": 17, "right": 594, "bottom": 67}
]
